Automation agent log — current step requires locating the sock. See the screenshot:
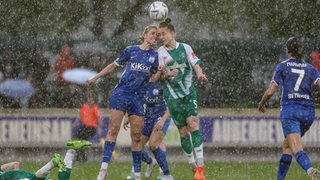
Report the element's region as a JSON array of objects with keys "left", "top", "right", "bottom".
[
  {"left": 152, "top": 147, "right": 170, "bottom": 175},
  {"left": 277, "top": 154, "right": 292, "bottom": 180},
  {"left": 191, "top": 130, "right": 204, "bottom": 166},
  {"left": 142, "top": 149, "right": 152, "bottom": 164},
  {"left": 102, "top": 141, "right": 116, "bottom": 163},
  {"left": 64, "top": 149, "right": 76, "bottom": 169},
  {"left": 34, "top": 160, "right": 54, "bottom": 178},
  {"left": 181, "top": 136, "right": 196, "bottom": 169},
  {"left": 295, "top": 150, "right": 312, "bottom": 172},
  {"left": 58, "top": 168, "right": 72, "bottom": 180},
  {"left": 132, "top": 151, "right": 142, "bottom": 173}
]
